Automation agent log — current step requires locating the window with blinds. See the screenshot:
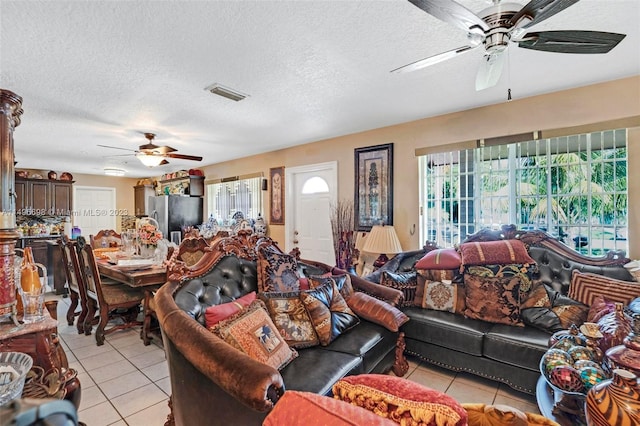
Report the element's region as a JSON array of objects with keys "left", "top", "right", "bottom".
[
  {"left": 206, "top": 176, "right": 264, "bottom": 223},
  {"left": 419, "top": 129, "right": 628, "bottom": 256}
]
